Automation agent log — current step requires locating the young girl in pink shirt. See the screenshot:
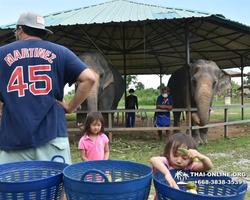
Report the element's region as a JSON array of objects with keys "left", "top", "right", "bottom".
[
  {"left": 150, "top": 133, "right": 213, "bottom": 199},
  {"left": 78, "top": 111, "right": 109, "bottom": 161}
]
